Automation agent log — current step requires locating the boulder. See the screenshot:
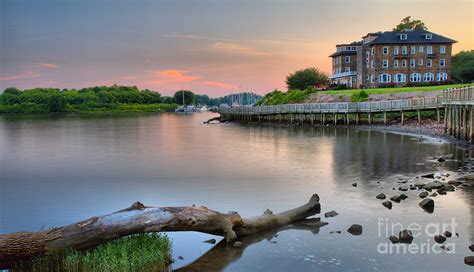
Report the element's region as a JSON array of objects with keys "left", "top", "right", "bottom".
[
  {"left": 399, "top": 230, "right": 414, "bottom": 244},
  {"left": 352, "top": 183, "right": 357, "bottom": 187},
  {"left": 390, "top": 195, "right": 401, "bottom": 203},
  {"left": 398, "top": 186, "right": 408, "bottom": 191},
  {"left": 434, "top": 235, "right": 446, "bottom": 244},
  {"left": 382, "top": 201, "right": 392, "bottom": 209},
  {"left": 324, "top": 211, "right": 338, "bottom": 218},
  {"left": 419, "top": 198, "right": 434, "bottom": 213},
  {"left": 203, "top": 239, "right": 216, "bottom": 244},
  {"left": 444, "top": 231, "right": 452, "bottom": 238},
  {"left": 233, "top": 241, "right": 243, "bottom": 248},
  {"left": 422, "top": 173, "right": 435, "bottom": 179},
  {"left": 414, "top": 181, "right": 425, "bottom": 188},
  {"left": 347, "top": 224, "right": 363, "bottom": 236},
  {"left": 376, "top": 193, "right": 386, "bottom": 200},
  {"left": 424, "top": 181, "right": 443, "bottom": 190},
  {"left": 430, "top": 192, "right": 438, "bottom": 197},
  {"left": 469, "top": 244, "right": 474, "bottom": 252},
  {"left": 464, "top": 256, "right": 474, "bottom": 266},
  {"left": 399, "top": 194, "right": 408, "bottom": 200},
  {"left": 389, "top": 235, "right": 399, "bottom": 244},
  {"left": 438, "top": 157, "right": 446, "bottom": 162},
  {"left": 419, "top": 191, "right": 429, "bottom": 198}
]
